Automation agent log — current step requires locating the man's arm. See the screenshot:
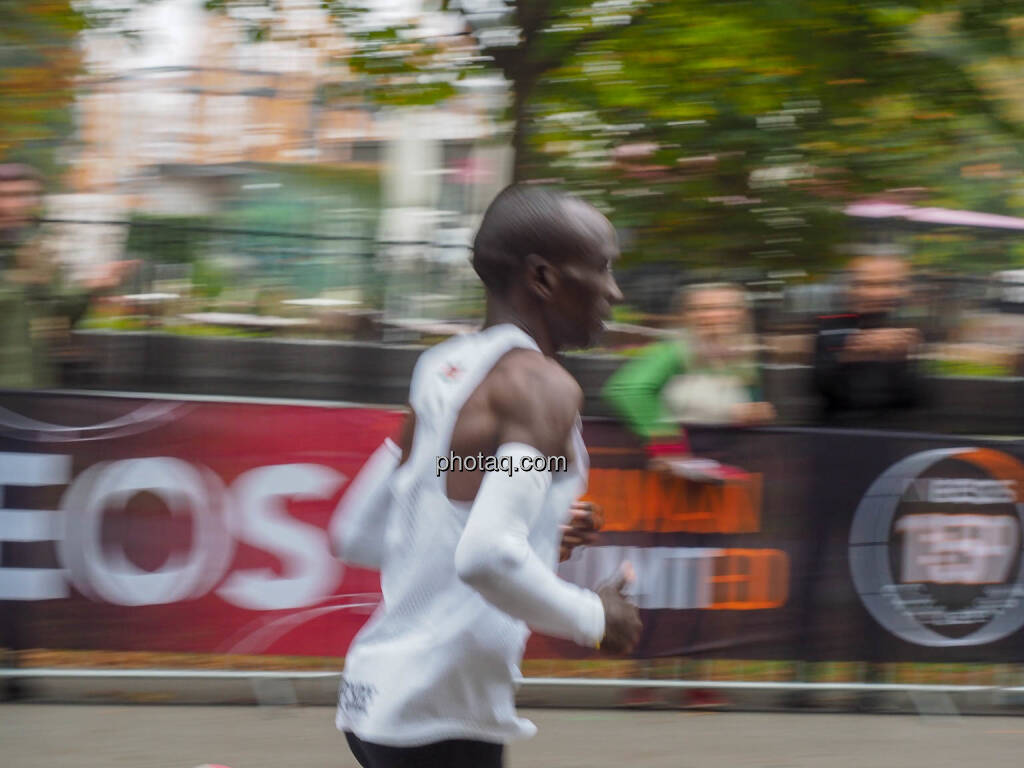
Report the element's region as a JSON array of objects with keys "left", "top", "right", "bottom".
[
  {"left": 454, "top": 358, "right": 640, "bottom": 652},
  {"left": 9, "top": 239, "right": 102, "bottom": 325},
  {"left": 875, "top": 329, "right": 922, "bottom": 409},
  {"left": 328, "top": 409, "right": 414, "bottom": 568},
  {"left": 602, "top": 341, "right": 684, "bottom": 440},
  {"left": 812, "top": 316, "right": 854, "bottom": 411},
  {"left": 559, "top": 500, "right": 602, "bottom": 562}
]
